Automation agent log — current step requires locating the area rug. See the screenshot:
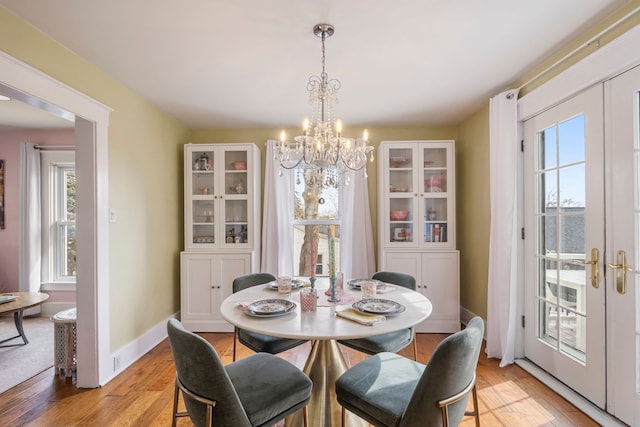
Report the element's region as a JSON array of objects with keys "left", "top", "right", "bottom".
[{"left": 0, "top": 315, "right": 54, "bottom": 394}]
